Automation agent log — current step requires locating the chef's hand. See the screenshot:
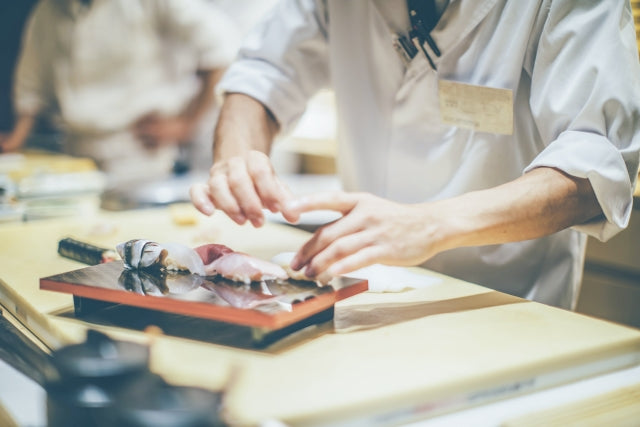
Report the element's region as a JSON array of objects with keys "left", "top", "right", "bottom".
[
  {"left": 0, "top": 131, "right": 24, "bottom": 153},
  {"left": 133, "top": 113, "right": 194, "bottom": 149},
  {"left": 190, "top": 150, "right": 298, "bottom": 227},
  {"left": 0, "top": 117, "right": 34, "bottom": 154},
  {"left": 285, "top": 192, "right": 446, "bottom": 278}
]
